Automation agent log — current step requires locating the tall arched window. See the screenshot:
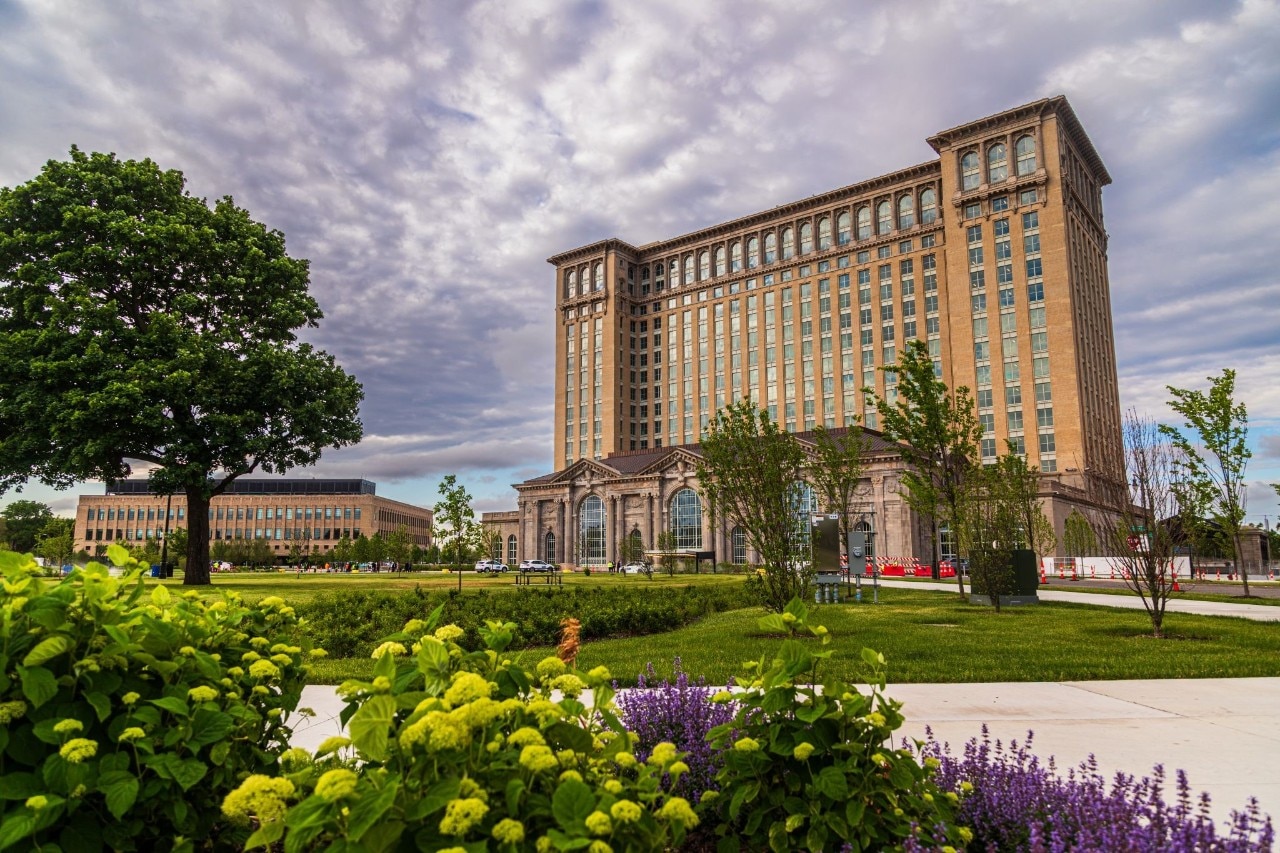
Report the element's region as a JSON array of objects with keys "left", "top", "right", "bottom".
[
  {"left": 684, "top": 255, "right": 694, "bottom": 285},
  {"left": 579, "top": 495, "right": 606, "bottom": 566},
  {"left": 961, "top": 151, "right": 980, "bottom": 191},
  {"left": 669, "top": 259, "right": 679, "bottom": 286},
  {"left": 788, "top": 482, "right": 819, "bottom": 558},
  {"left": 837, "top": 211, "right": 851, "bottom": 245},
  {"left": 988, "top": 143, "right": 1008, "bottom": 184},
  {"left": 764, "top": 232, "right": 777, "bottom": 264},
  {"left": 853, "top": 519, "right": 875, "bottom": 560},
  {"left": 920, "top": 188, "right": 937, "bottom": 225},
  {"left": 877, "top": 201, "right": 892, "bottom": 235},
  {"left": 543, "top": 531, "right": 556, "bottom": 564},
  {"left": 628, "top": 529, "right": 643, "bottom": 562},
  {"left": 731, "top": 526, "right": 747, "bottom": 564},
  {"left": 857, "top": 207, "right": 871, "bottom": 240},
  {"left": 671, "top": 488, "right": 703, "bottom": 550},
  {"left": 747, "top": 236, "right": 759, "bottom": 269},
  {"left": 507, "top": 535, "right": 517, "bottom": 565},
  {"left": 715, "top": 247, "right": 726, "bottom": 277},
  {"left": 799, "top": 222, "right": 814, "bottom": 254},
  {"left": 817, "top": 216, "right": 832, "bottom": 250},
  {"left": 491, "top": 536, "right": 503, "bottom": 561},
  {"left": 566, "top": 270, "right": 577, "bottom": 298},
  {"left": 1015, "top": 135, "right": 1037, "bottom": 175},
  {"left": 730, "top": 241, "right": 743, "bottom": 272},
  {"left": 781, "top": 227, "right": 795, "bottom": 259},
  {"left": 593, "top": 263, "right": 604, "bottom": 291},
  {"left": 898, "top": 195, "right": 915, "bottom": 230},
  {"left": 699, "top": 251, "right": 710, "bottom": 280}
]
